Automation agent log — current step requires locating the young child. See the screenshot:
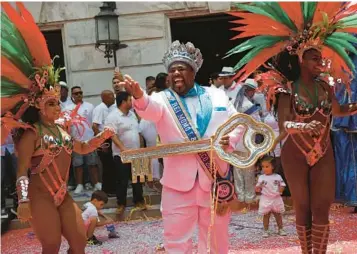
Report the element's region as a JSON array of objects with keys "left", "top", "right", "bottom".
[
  {"left": 255, "top": 155, "right": 287, "bottom": 237},
  {"left": 82, "top": 190, "right": 119, "bottom": 246}
]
